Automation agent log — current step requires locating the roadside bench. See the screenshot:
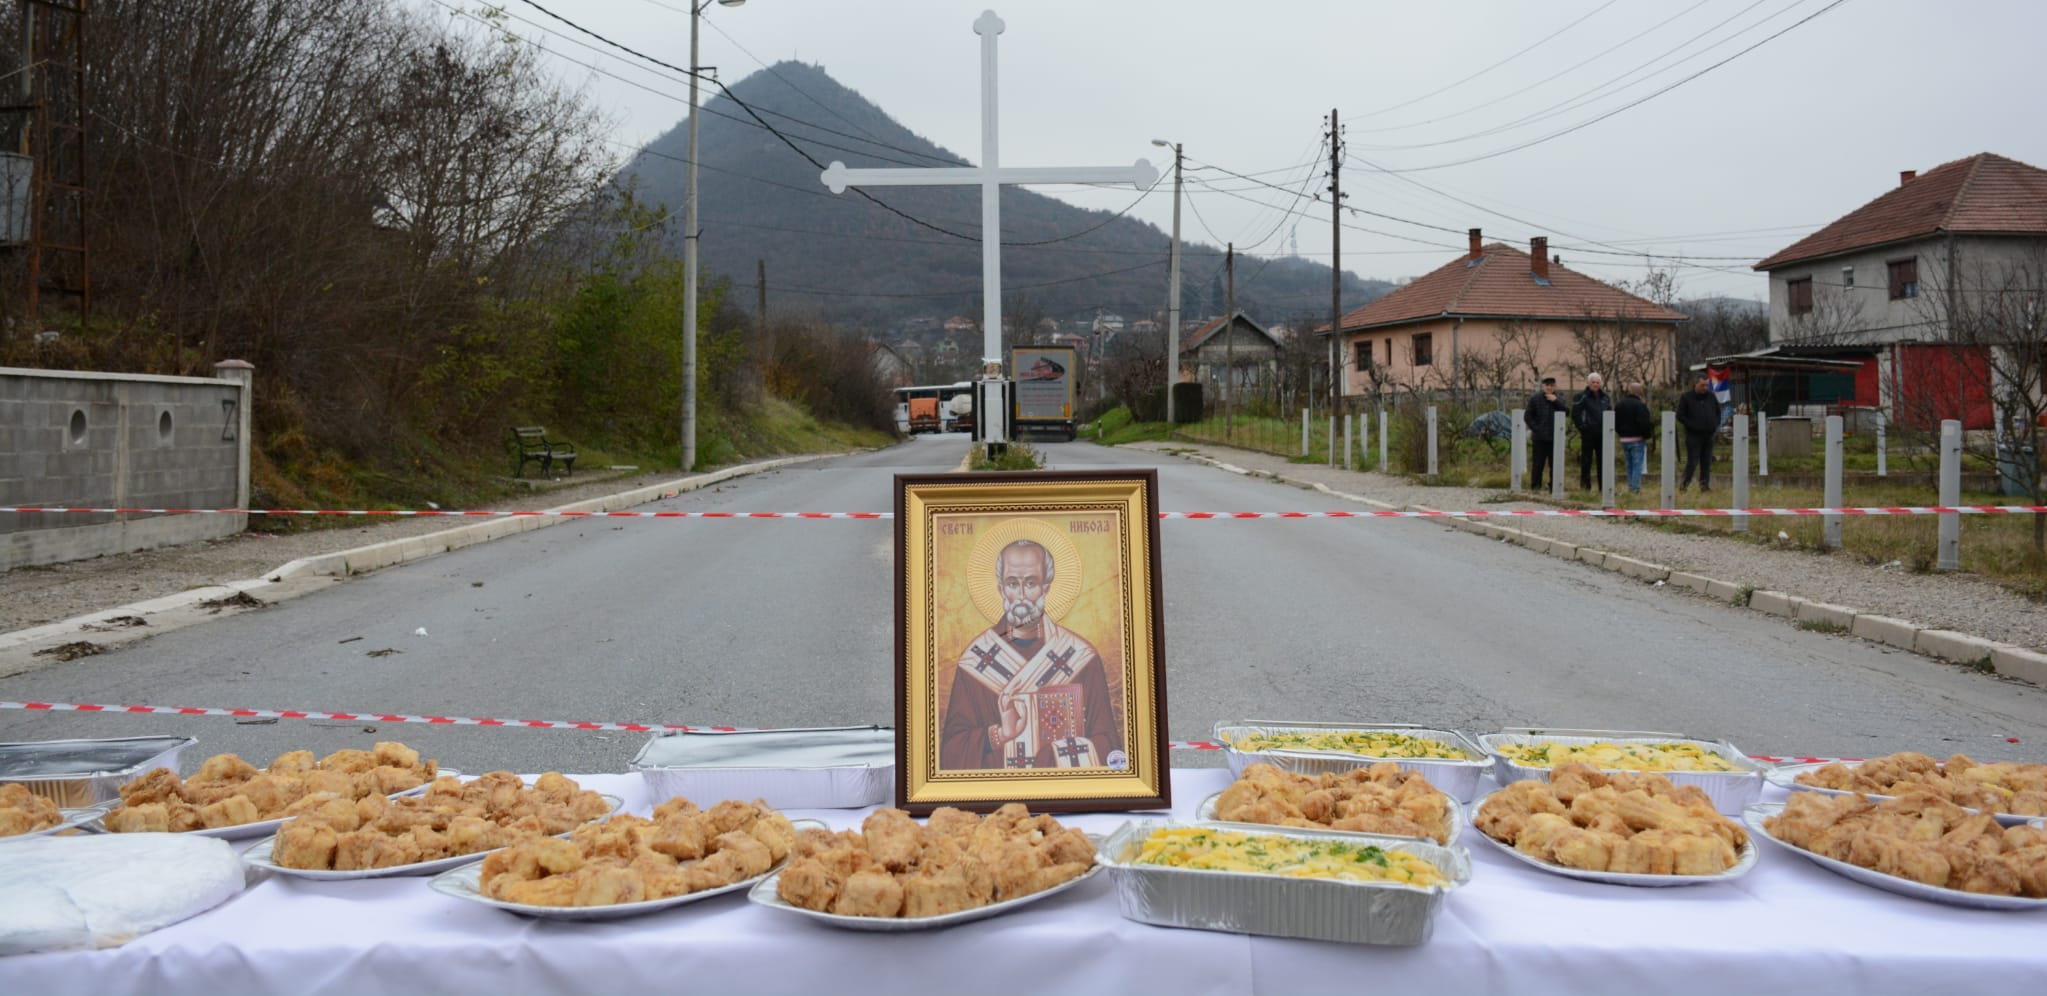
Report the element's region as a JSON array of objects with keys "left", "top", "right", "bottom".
[{"left": 509, "top": 426, "right": 577, "bottom": 477}]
